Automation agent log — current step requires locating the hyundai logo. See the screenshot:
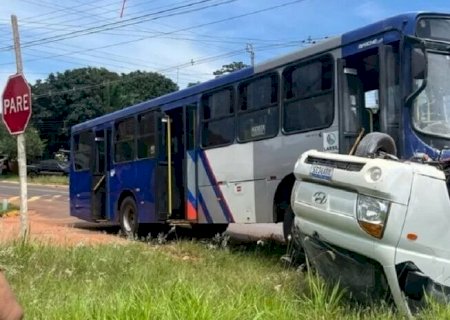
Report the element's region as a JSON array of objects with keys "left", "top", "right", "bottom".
[{"left": 313, "top": 191, "right": 327, "bottom": 205}]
